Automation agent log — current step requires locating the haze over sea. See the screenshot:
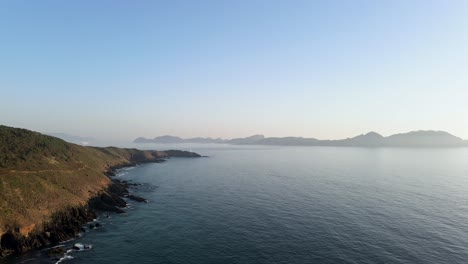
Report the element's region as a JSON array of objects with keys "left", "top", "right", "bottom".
[{"left": 8, "top": 144, "right": 468, "bottom": 264}]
